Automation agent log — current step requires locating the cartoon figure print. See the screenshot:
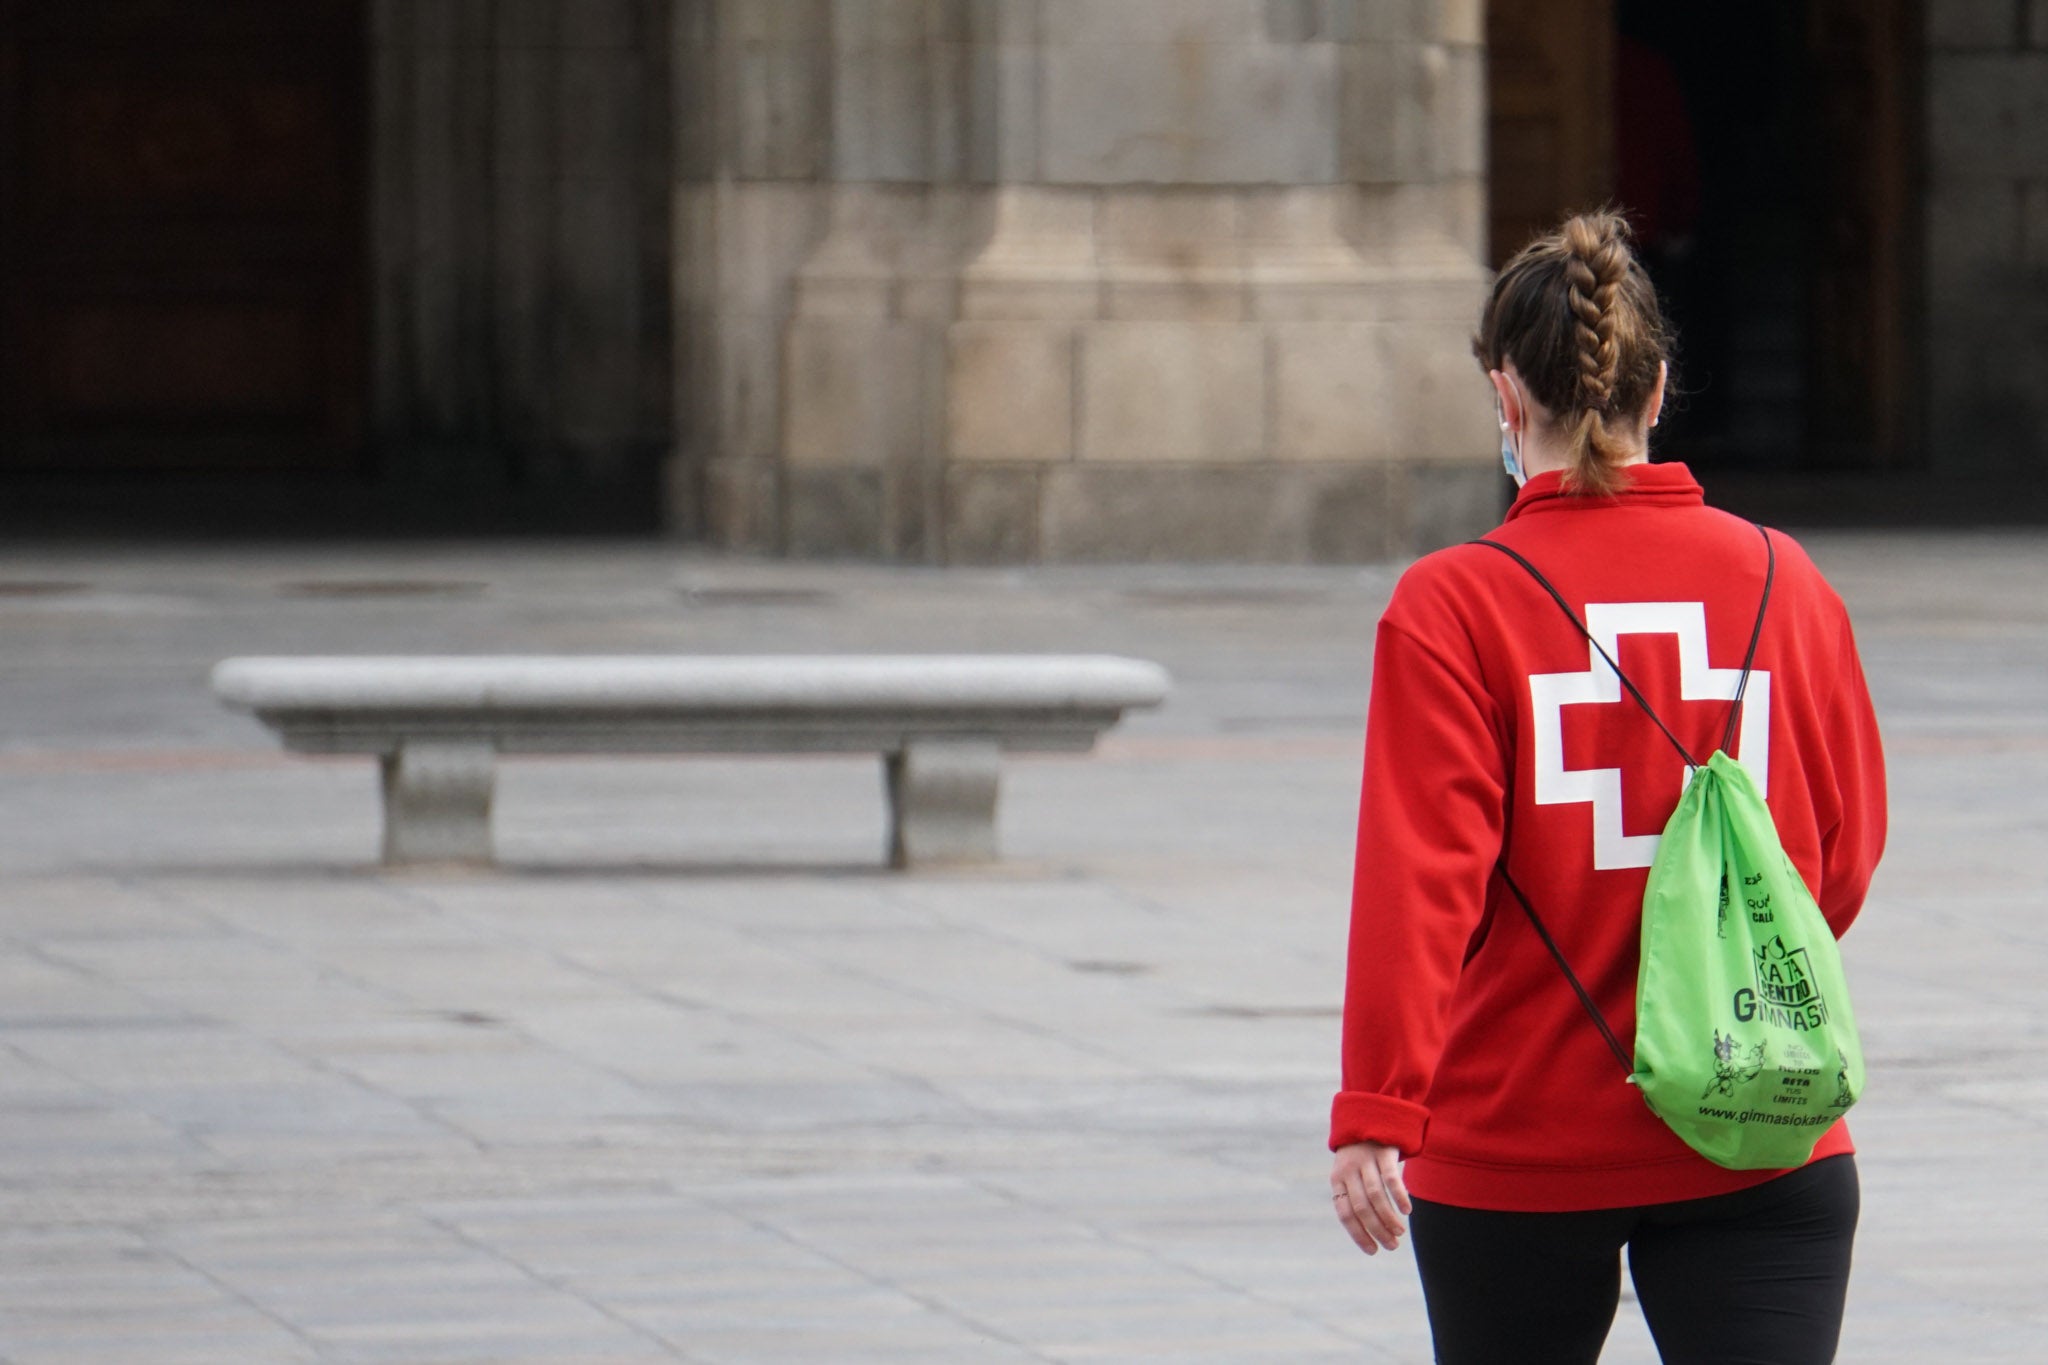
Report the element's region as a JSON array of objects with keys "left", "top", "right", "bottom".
[
  {"left": 1832, "top": 1049, "right": 1855, "bottom": 1110},
  {"left": 1703, "top": 1029, "right": 1768, "bottom": 1100}
]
